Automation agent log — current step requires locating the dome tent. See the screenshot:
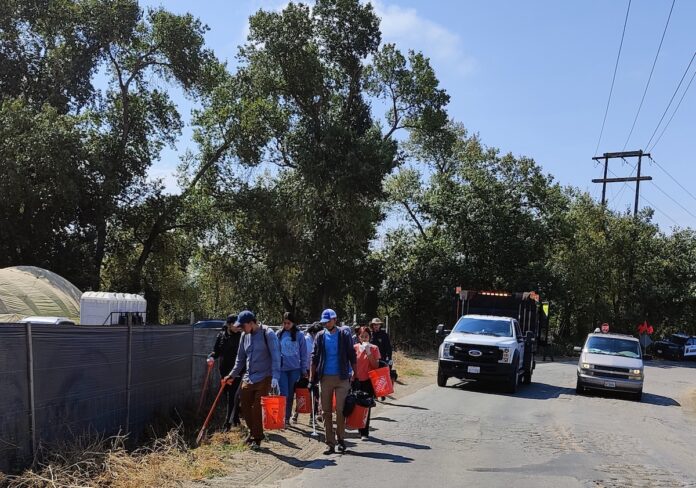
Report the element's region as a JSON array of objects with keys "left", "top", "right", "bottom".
[{"left": 0, "top": 266, "right": 82, "bottom": 323}]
